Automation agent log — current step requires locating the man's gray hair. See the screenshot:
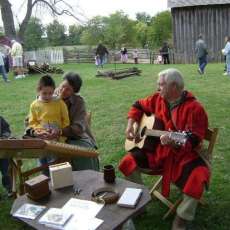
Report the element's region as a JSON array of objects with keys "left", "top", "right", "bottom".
[{"left": 158, "top": 68, "right": 184, "bottom": 91}]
